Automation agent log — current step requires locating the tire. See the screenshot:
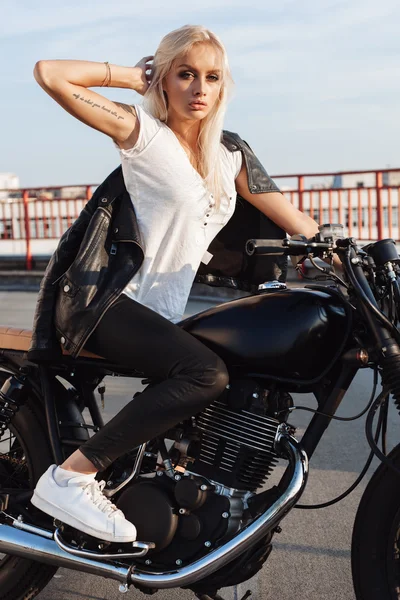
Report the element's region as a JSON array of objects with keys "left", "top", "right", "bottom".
[
  {"left": 352, "top": 443, "right": 400, "bottom": 599},
  {"left": 0, "top": 370, "right": 57, "bottom": 600}
]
